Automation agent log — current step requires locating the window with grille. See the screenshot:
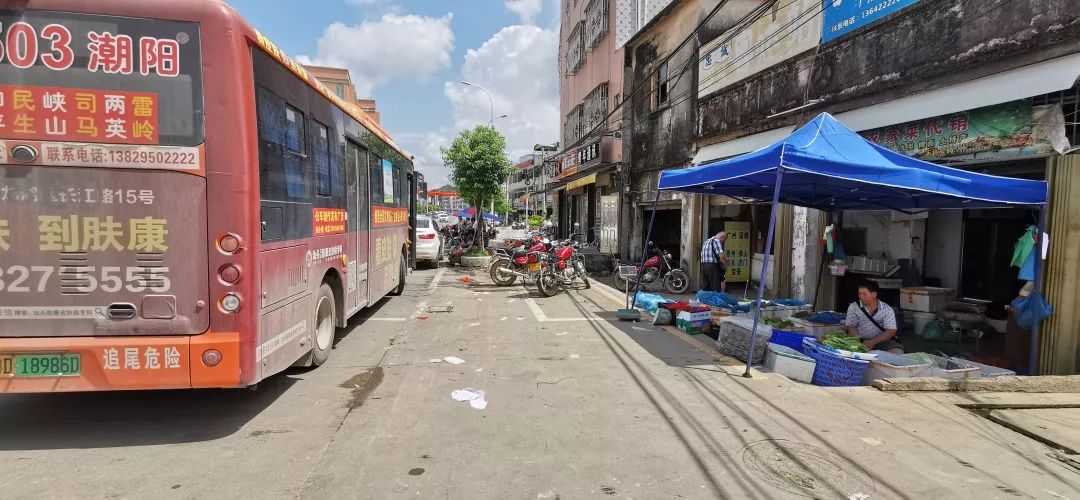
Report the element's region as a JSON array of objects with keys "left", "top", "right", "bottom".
[
  {"left": 566, "top": 22, "right": 585, "bottom": 75},
  {"left": 583, "top": 83, "right": 609, "bottom": 133},
  {"left": 563, "top": 105, "right": 584, "bottom": 145},
  {"left": 585, "top": 0, "right": 609, "bottom": 52}
]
